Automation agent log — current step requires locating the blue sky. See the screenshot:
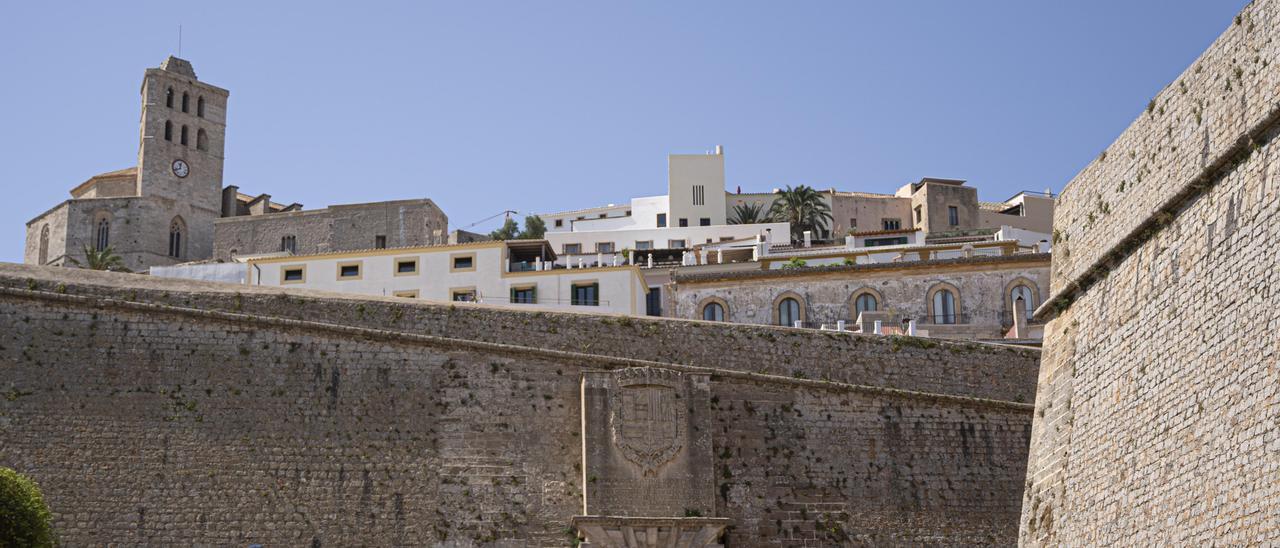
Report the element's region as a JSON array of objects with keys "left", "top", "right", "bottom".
[{"left": 0, "top": 1, "right": 1248, "bottom": 261}]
